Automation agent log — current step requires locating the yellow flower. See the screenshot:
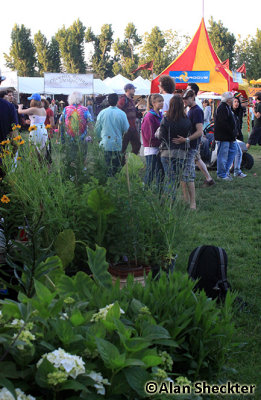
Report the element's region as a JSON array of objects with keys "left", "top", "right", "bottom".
[
  {"left": 13, "top": 135, "right": 22, "bottom": 141},
  {"left": 17, "top": 156, "right": 22, "bottom": 160},
  {"left": 45, "top": 124, "right": 51, "bottom": 129},
  {"left": 17, "top": 125, "right": 21, "bottom": 129},
  {"left": 28, "top": 125, "right": 37, "bottom": 132},
  {"left": 0, "top": 141, "right": 6, "bottom": 145},
  {"left": 12, "top": 125, "right": 17, "bottom": 131},
  {"left": 1, "top": 195, "right": 10, "bottom": 204},
  {"left": 19, "top": 140, "right": 25, "bottom": 145}
]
